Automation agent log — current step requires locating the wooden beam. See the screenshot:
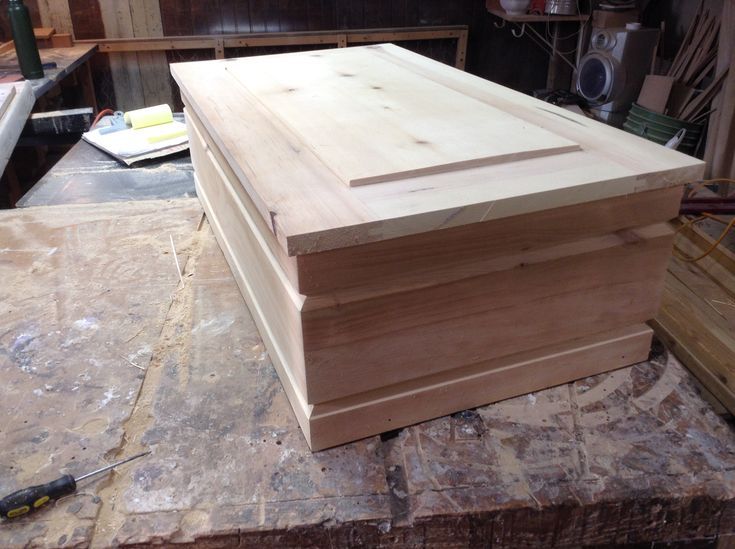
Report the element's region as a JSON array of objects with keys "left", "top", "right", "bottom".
[
  {"left": 75, "top": 26, "right": 470, "bottom": 69},
  {"left": 130, "top": 0, "right": 173, "bottom": 108},
  {"left": 99, "top": 0, "right": 144, "bottom": 111},
  {"left": 455, "top": 29, "right": 468, "bottom": 70}
]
